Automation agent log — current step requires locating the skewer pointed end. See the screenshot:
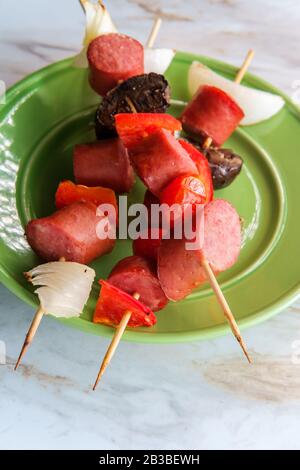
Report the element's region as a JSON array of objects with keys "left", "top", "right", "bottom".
[
  {"left": 92, "top": 369, "right": 104, "bottom": 391},
  {"left": 14, "top": 341, "right": 29, "bottom": 371},
  {"left": 92, "top": 382, "right": 98, "bottom": 391},
  {"left": 14, "top": 305, "right": 44, "bottom": 372},
  {"left": 239, "top": 340, "right": 252, "bottom": 364}
]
